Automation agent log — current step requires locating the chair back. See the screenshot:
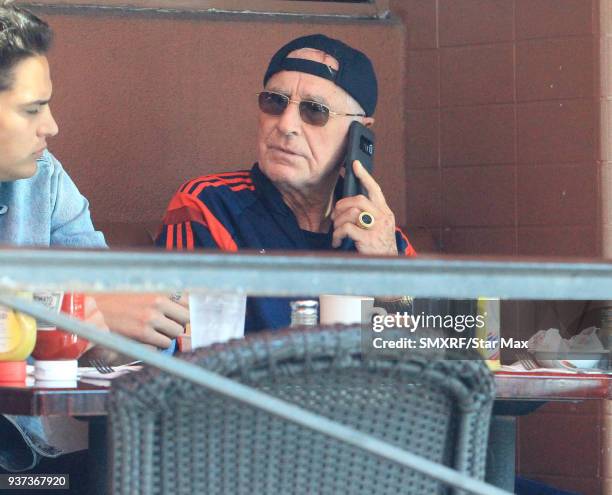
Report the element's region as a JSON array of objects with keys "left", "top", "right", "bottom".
[{"left": 109, "top": 326, "right": 495, "bottom": 495}]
